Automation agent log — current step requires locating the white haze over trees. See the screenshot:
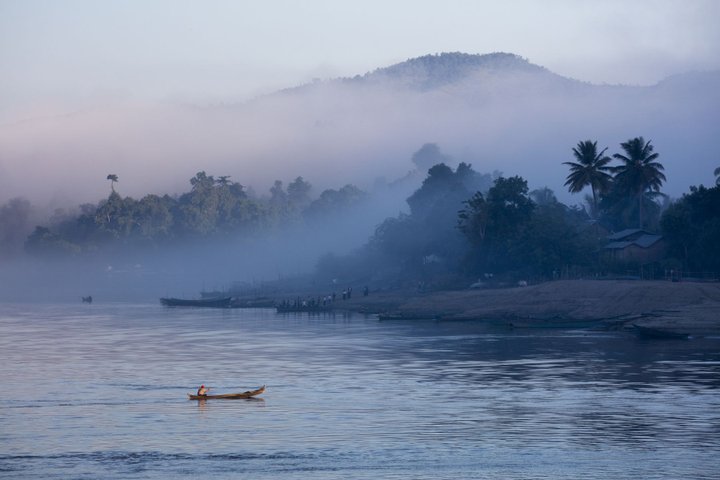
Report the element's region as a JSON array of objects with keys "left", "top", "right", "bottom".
[
  {"left": 1, "top": 53, "right": 718, "bottom": 209},
  {"left": 1, "top": 53, "right": 719, "bottom": 301}
]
